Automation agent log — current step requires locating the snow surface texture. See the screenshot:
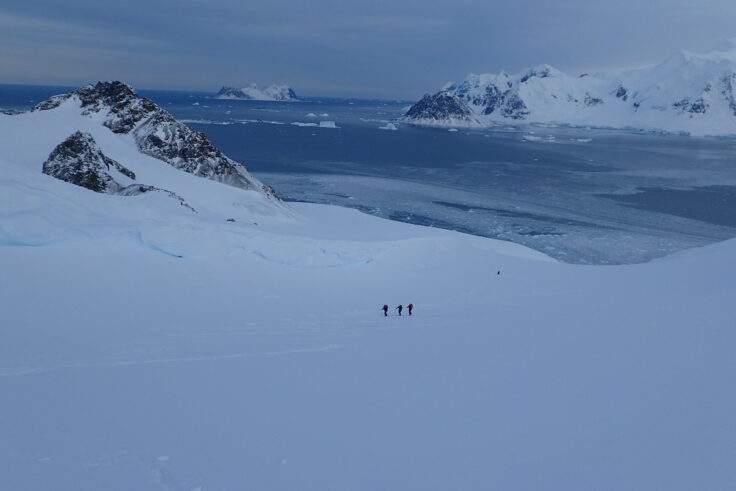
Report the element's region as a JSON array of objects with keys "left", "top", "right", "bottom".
[
  {"left": 2, "top": 84, "right": 736, "bottom": 490},
  {"left": 216, "top": 84, "right": 299, "bottom": 102},
  {"left": 404, "top": 39, "right": 736, "bottom": 136}
]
